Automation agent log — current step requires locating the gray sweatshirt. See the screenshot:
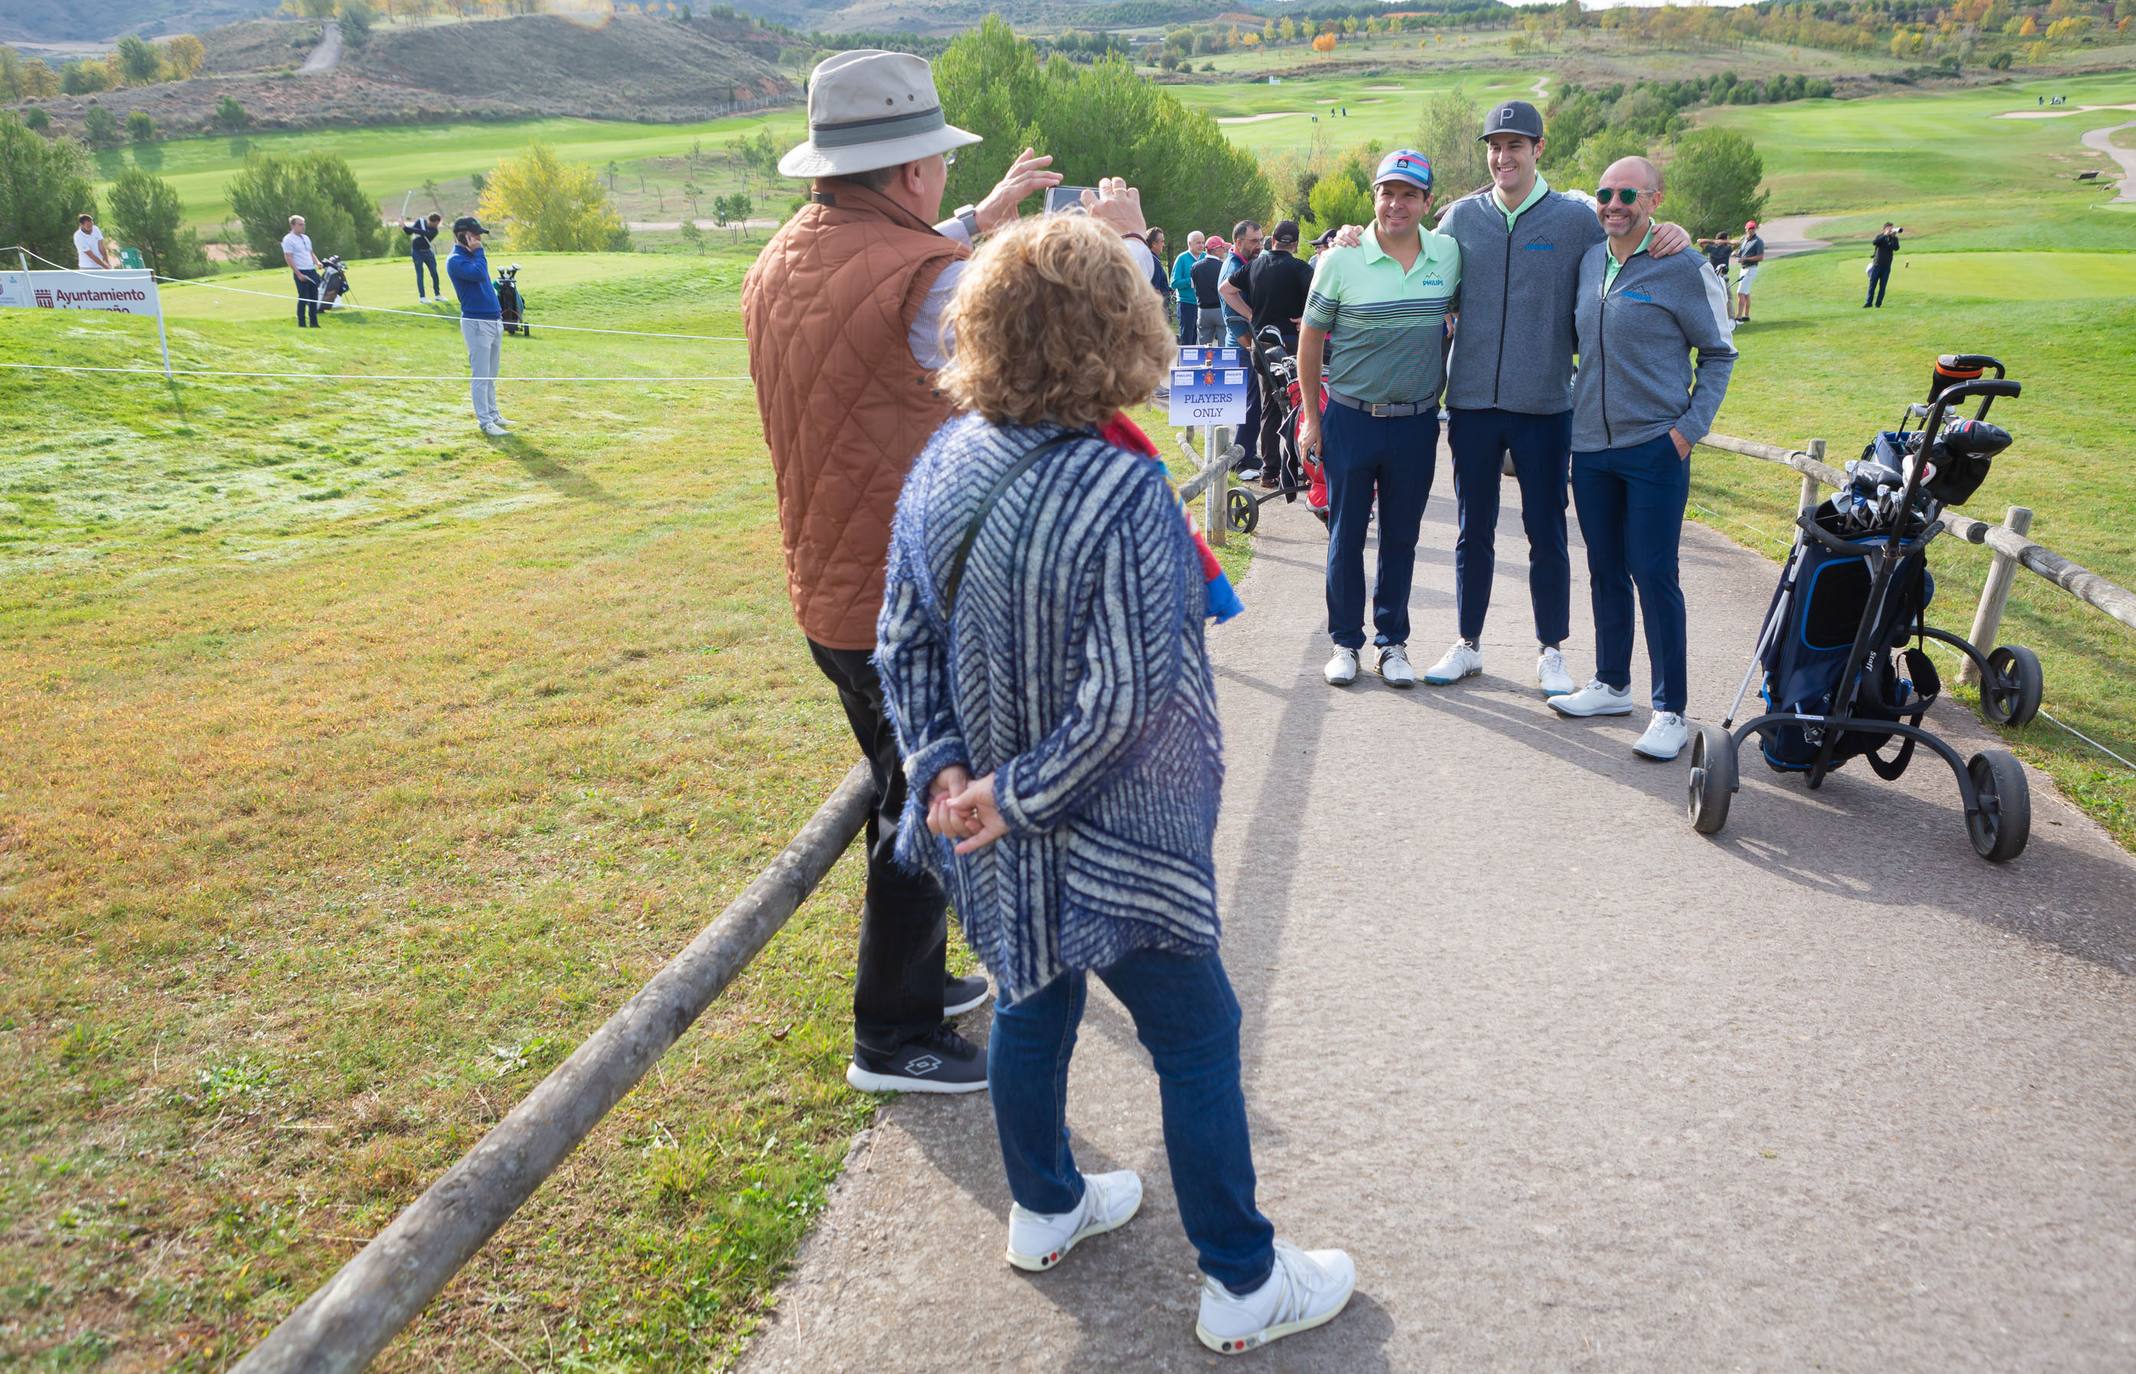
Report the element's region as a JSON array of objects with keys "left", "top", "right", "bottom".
[
  {"left": 1571, "top": 241, "right": 1737, "bottom": 453},
  {"left": 1441, "top": 186, "right": 1604, "bottom": 415}
]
